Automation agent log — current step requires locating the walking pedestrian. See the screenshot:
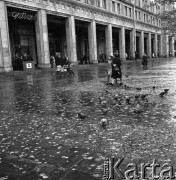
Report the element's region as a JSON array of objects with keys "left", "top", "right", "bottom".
[
  {"left": 66, "top": 57, "right": 74, "bottom": 76},
  {"left": 110, "top": 54, "right": 122, "bottom": 86},
  {"left": 142, "top": 53, "right": 148, "bottom": 69},
  {"left": 50, "top": 55, "right": 56, "bottom": 68},
  {"left": 106, "top": 56, "right": 113, "bottom": 85}
]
